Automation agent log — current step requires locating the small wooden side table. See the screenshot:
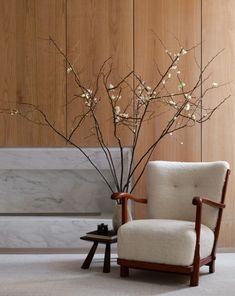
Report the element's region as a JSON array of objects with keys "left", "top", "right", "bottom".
[{"left": 80, "top": 235, "right": 117, "bottom": 273}]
